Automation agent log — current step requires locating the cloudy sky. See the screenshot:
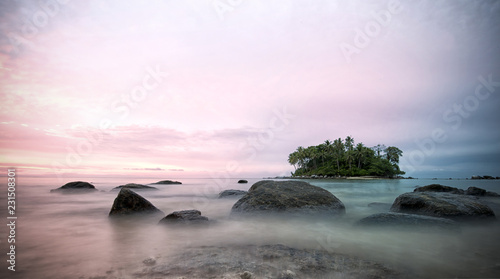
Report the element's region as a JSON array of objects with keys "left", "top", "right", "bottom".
[{"left": 0, "top": 0, "right": 499, "bottom": 180}]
